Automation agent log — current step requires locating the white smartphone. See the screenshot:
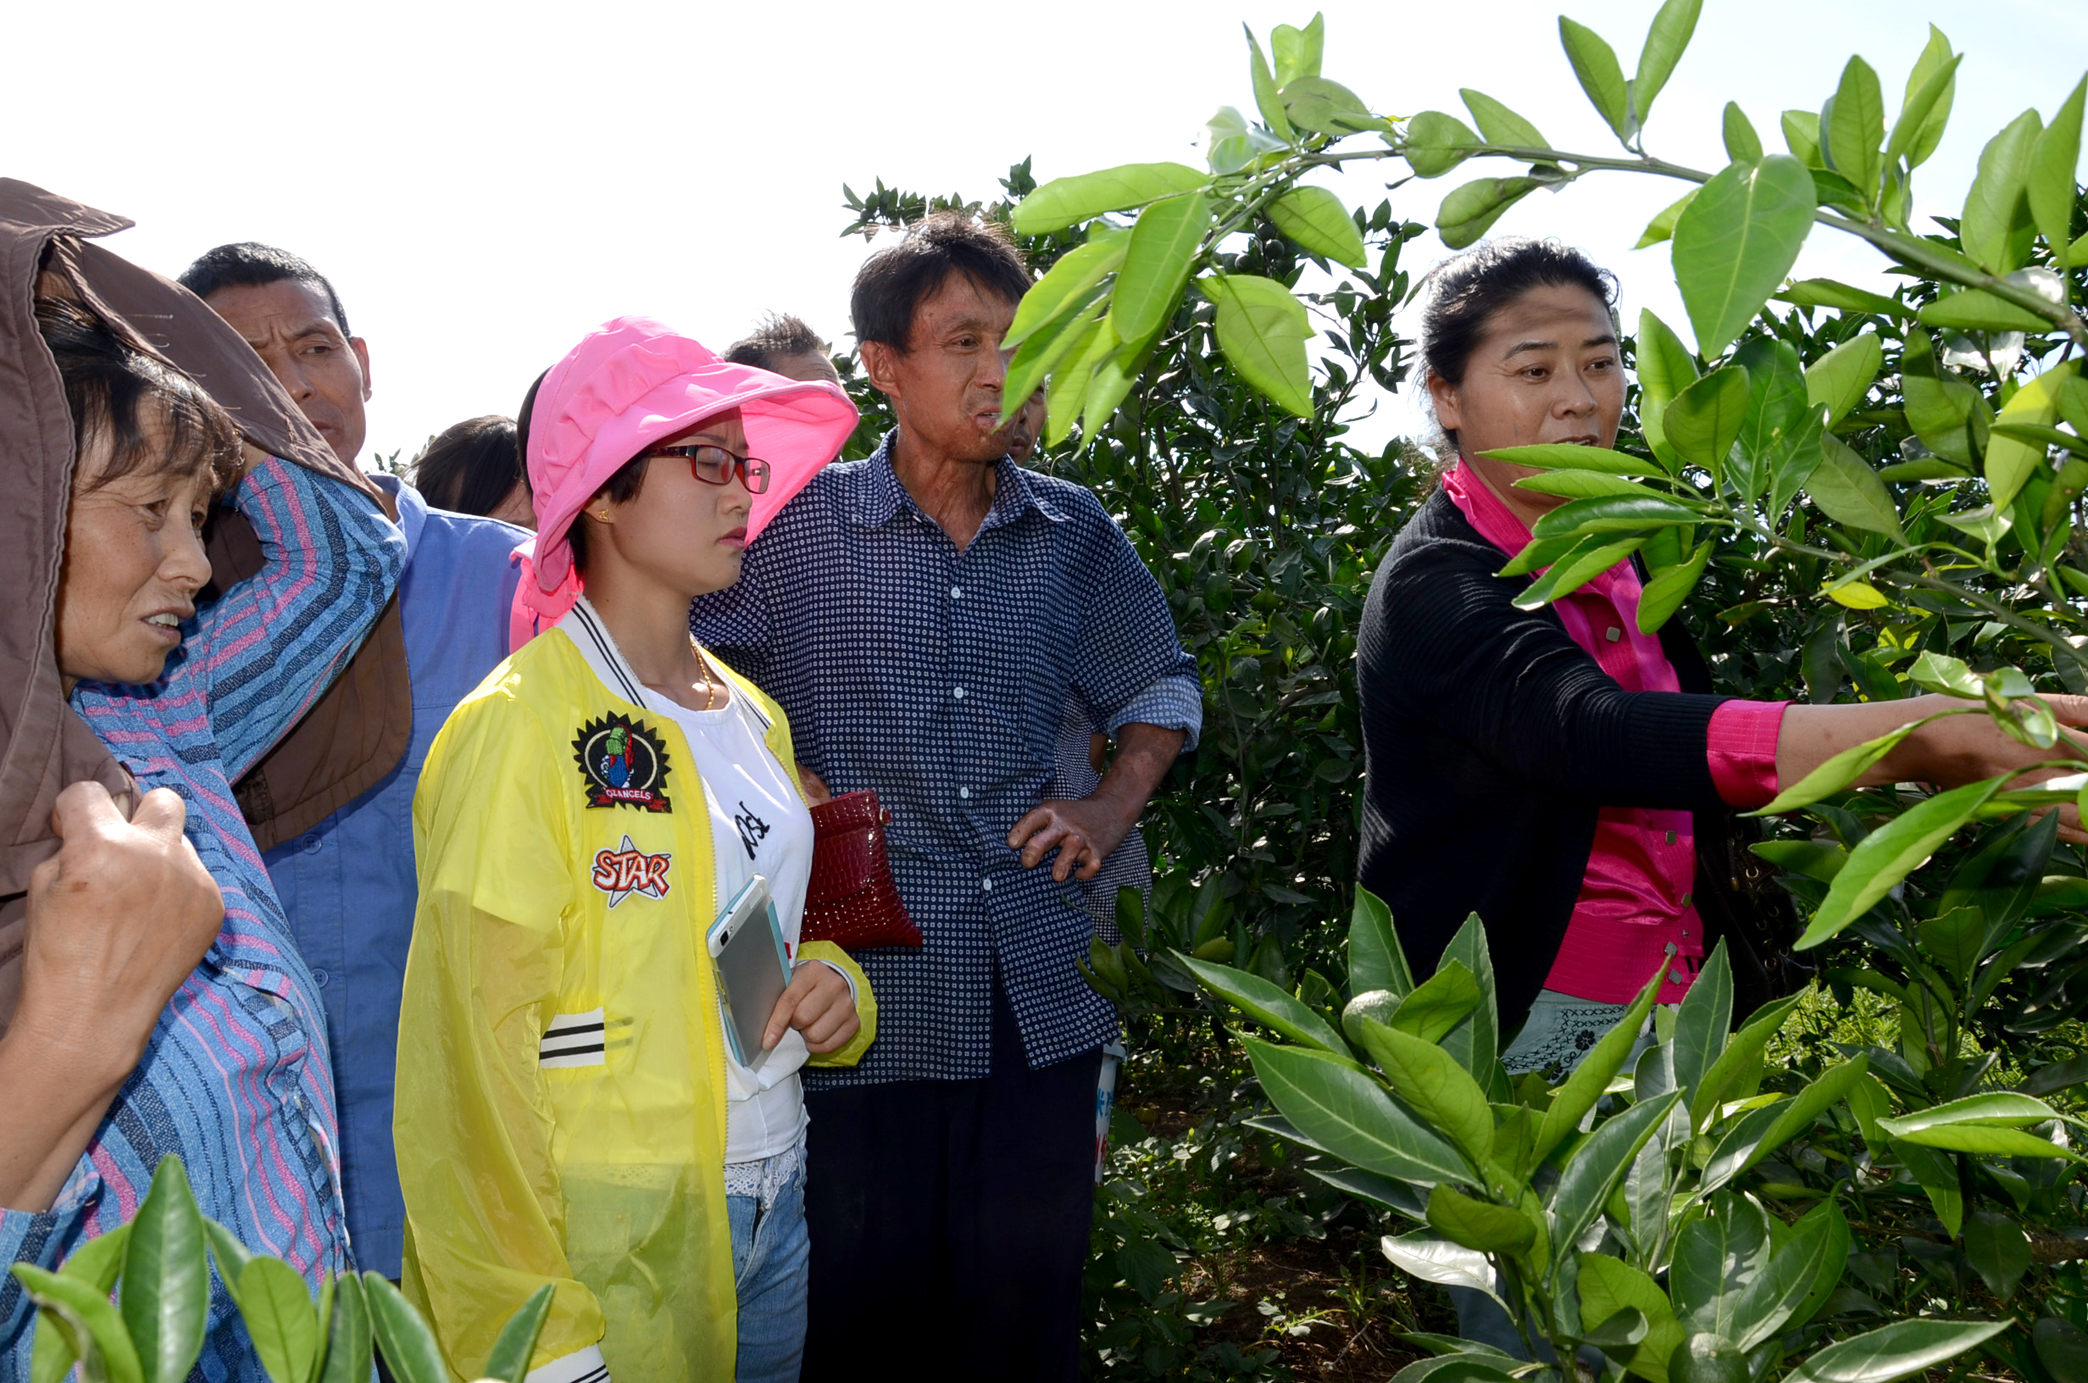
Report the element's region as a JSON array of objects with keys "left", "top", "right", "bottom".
[{"left": 707, "top": 875, "right": 791, "bottom": 1070}]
